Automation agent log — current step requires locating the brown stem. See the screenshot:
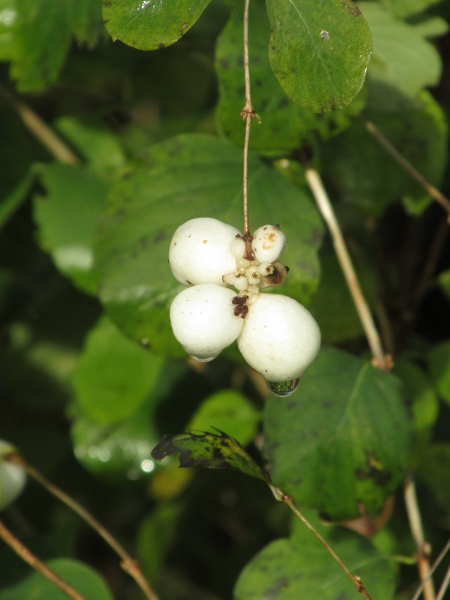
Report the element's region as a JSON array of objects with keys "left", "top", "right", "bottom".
[
  {"left": 6, "top": 453, "right": 159, "bottom": 600},
  {"left": 411, "top": 538, "right": 450, "bottom": 600},
  {"left": 0, "top": 85, "right": 79, "bottom": 165},
  {"left": 270, "top": 488, "right": 373, "bottom": 600},
  {"left": 364, "top": 120, "right": 450, "bottom": 219},
  {"left": 404, "top": 472, "right": 435, "bottom": 600},
  {"left": 0, "top": 520, "right": 86, "bottom": 600},
  {"left": 300, "top": 156, "right": 389, "bottom": 371}
]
